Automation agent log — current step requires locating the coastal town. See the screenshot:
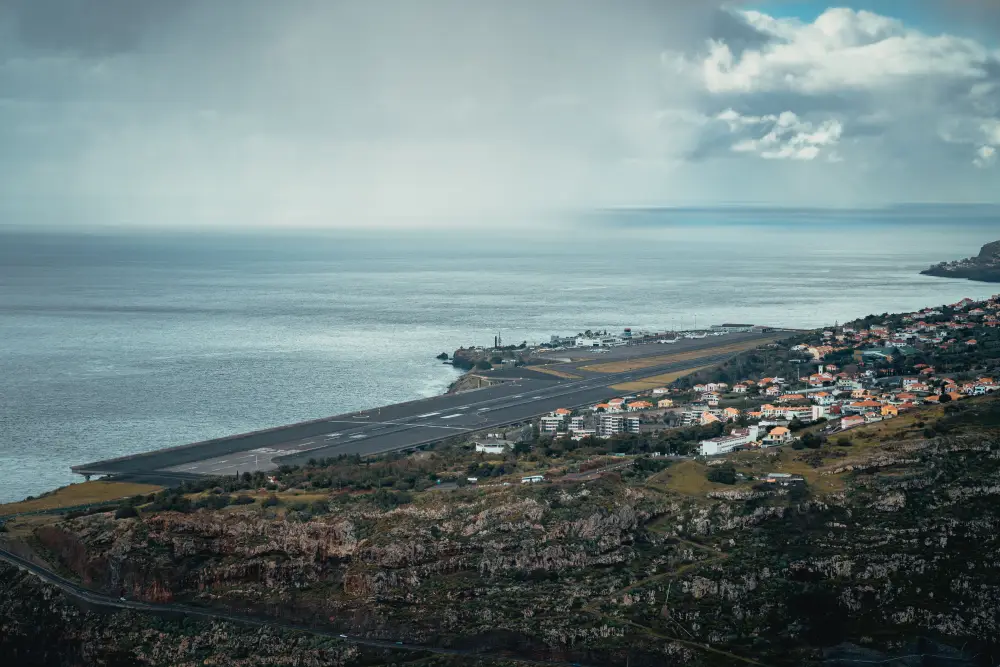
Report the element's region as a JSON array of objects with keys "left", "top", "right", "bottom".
[{"left": 469, "top": 294, "right": 1000, "bottom": 475}]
